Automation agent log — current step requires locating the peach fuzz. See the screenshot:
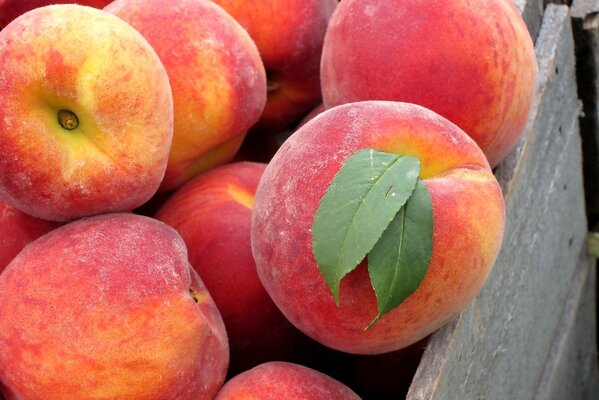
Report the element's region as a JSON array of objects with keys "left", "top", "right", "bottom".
[
  {"left": 214, "top": 361, "right": 361, "bottom": 400},
  {"left": 0, "top": 5, "right": 173, "bottom": 222},
  {"left": 321, "top": 0, "right": 537, "bottom": 167},
  {"left": 106, "top": 0, "right": 267, "bottom": 192},
  {"left": 211, "top": 0, "right": 338, "bottom": 134},
  {"left": 0, "top": 1, "right": 113, "bottom": 30},
  {"left": 251, "top": 101, "right": 505, "bottom": 354},
  {"left": 0, "top": 213, "right": 229, "bottom": 400},
  {"left": 0, "top": 199, "right": 59, "bottom": 274},
  {"left": 155, "top": 162, "right": 307, "bottom": 375}
]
